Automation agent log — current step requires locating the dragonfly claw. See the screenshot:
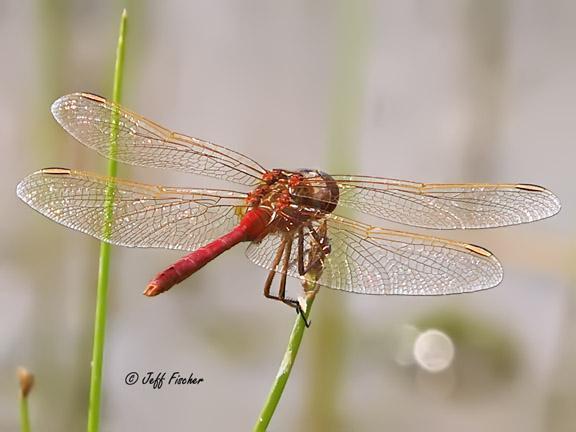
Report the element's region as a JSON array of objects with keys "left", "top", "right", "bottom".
[{"left": 295, "top": 303, "right": 311, "bottom": 328}]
